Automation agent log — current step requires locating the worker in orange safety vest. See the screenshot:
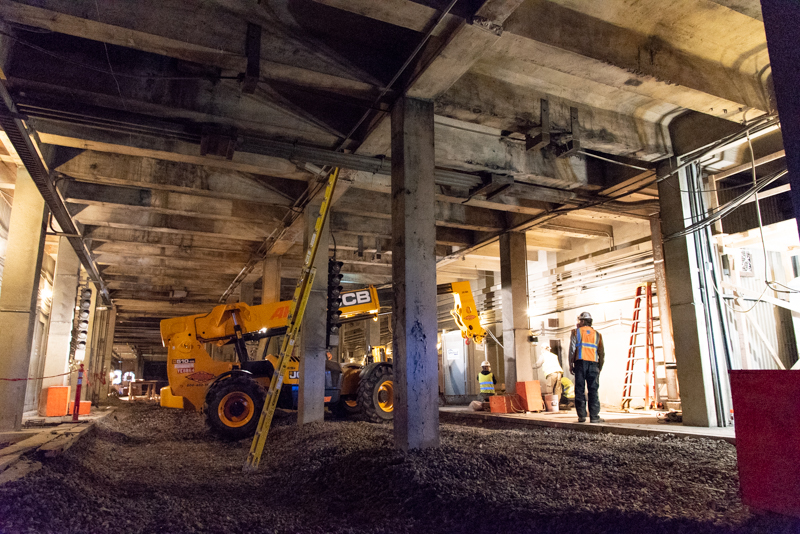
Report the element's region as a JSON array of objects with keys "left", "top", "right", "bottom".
[{"left": 568, "top": 311, "right": 605, "bottom": 423}]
